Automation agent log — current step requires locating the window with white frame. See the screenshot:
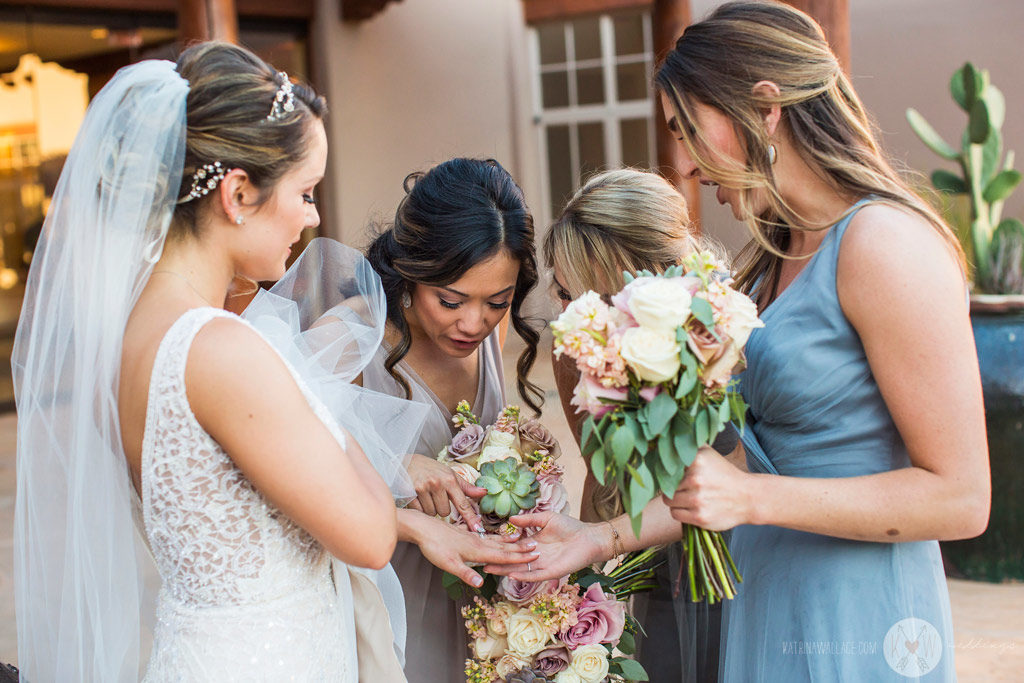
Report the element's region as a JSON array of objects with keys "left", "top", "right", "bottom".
[{"left": 529, "top": 10, "right": 656, "bottom": 220}]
